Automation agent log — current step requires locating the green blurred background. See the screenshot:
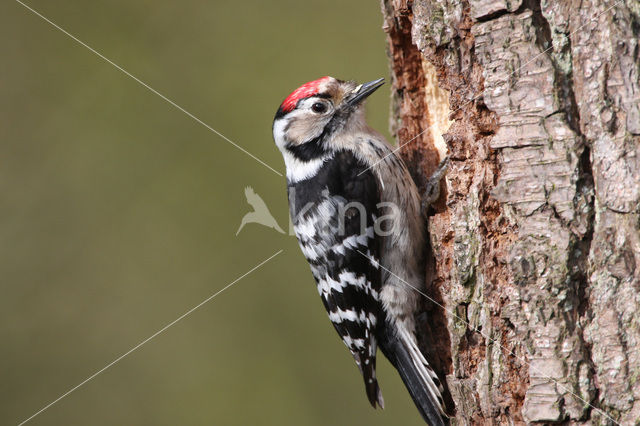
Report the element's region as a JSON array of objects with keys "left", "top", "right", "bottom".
[{"left": 1, "top": 1, "right": 424, "bottom": 424}]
